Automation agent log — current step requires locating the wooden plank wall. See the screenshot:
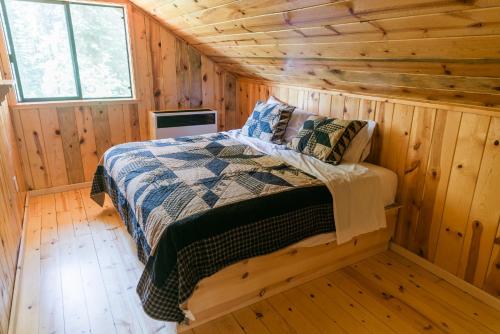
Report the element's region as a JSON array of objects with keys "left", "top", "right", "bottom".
[
  {"left": 0, "top": 95, "right": 26, "bottom": 334},
  {"left": 0, "top": 4, "right": 235, "bottom": 191},
  {"left": 130, "top": 0, "right": 500, "bottom": 111},
  {"left": 236, "top": 78, "right": 500, "bottom": 299}
]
